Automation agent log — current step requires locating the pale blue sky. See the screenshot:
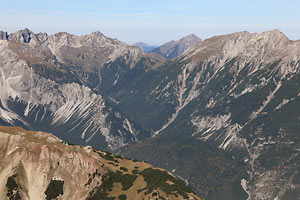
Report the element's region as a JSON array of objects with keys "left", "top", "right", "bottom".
[{"left": 0, "top": 0, "right": 299, "bottom": 45}]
